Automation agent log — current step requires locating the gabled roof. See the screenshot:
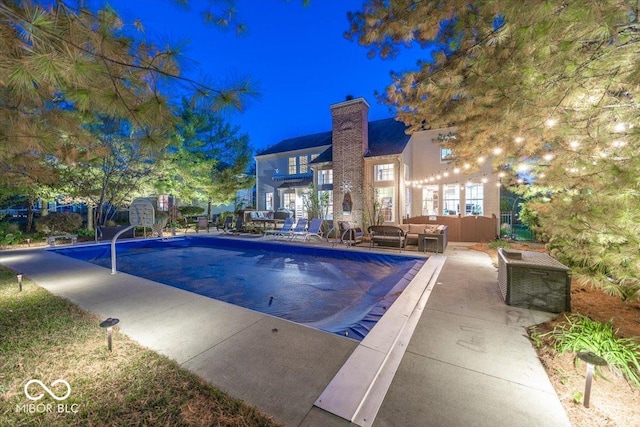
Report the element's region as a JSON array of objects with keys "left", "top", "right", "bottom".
[
  {"left": 256, "top": 117, "right": 411, "bottom": 159},
  {"left": 309, "top": 147, "right": 332, "bottom": 164},
  {"left": 365, "top": 118, "right": 411, "bottom": 157},
  {"left": 257, "top": 130, "right": 332, "bottom": 156}
]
